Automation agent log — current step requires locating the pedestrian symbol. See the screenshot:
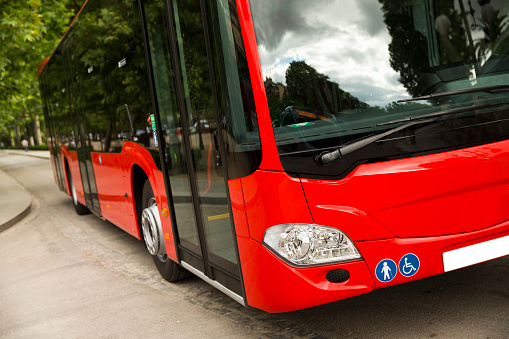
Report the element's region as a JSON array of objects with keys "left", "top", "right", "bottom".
[
  {"left": 375, "top": 259, "right": 397, "bottom": 282},
  {"left": 399, "top": 253, "right": 420, "bottom": 277}
]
